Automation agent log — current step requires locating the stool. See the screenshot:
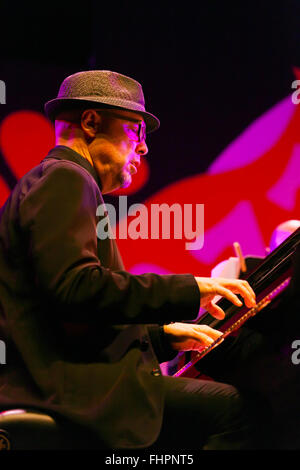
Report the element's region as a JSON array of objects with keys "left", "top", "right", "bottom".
[{"left": 0, "top": 408, "right": 104, "bottom": 450}]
